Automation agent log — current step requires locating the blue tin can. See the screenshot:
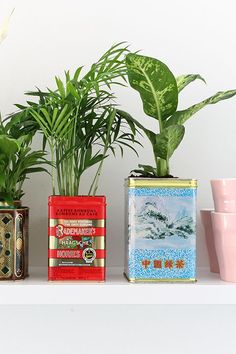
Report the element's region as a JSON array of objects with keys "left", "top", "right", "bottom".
[{"left": 124, "top": 178, "right": 197, "bottom": 282}]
